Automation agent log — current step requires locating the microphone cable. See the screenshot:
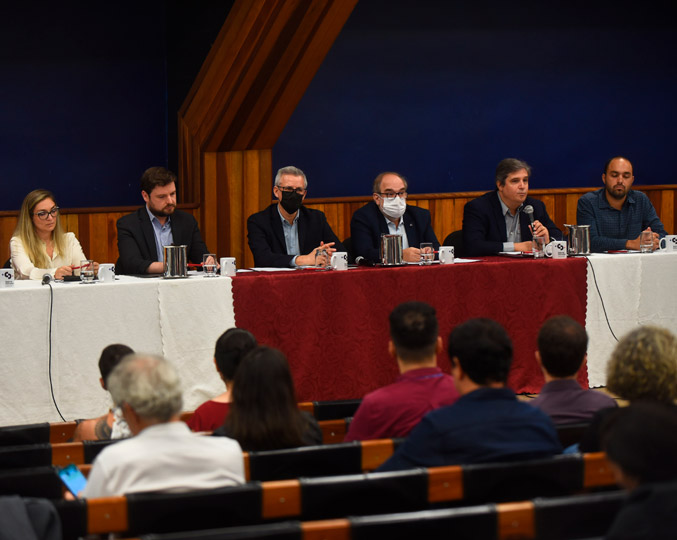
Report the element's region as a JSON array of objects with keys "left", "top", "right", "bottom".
[
  {"left": 43, "top": 276, "right": 66, "bottom": 421},
  {"left": 584, "top": 256, "right": 619, "bottom": 342}
]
